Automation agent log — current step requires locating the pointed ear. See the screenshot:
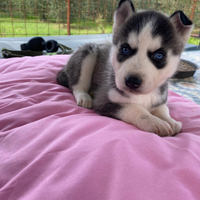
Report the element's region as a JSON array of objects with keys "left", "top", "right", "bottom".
[
  {"left": 113, "top": 0, "right": 135, "bottom": 32},
  {"left": 170, "top": 11, "right": 193, "bottom": 45}
]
